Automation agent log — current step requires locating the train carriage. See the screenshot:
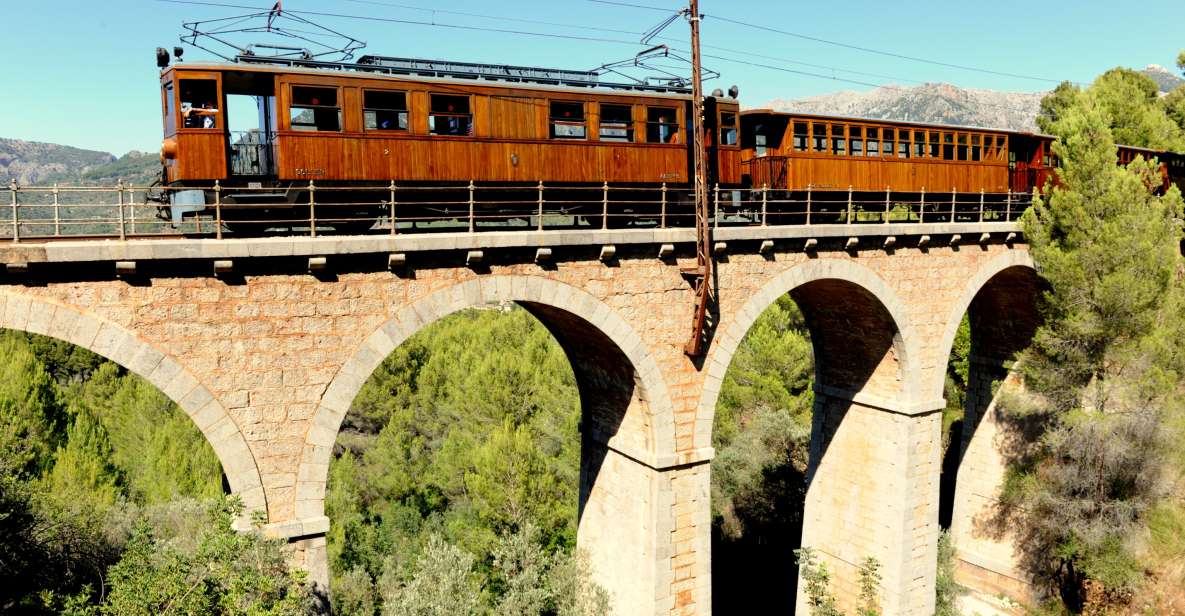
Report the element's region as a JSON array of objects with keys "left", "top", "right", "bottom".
[
  {"left": 738, "top": 110, "right": 1183, "bottom": 198},
  {"left": 158, "top": 55, "right": 740, "bottom": 228}
]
